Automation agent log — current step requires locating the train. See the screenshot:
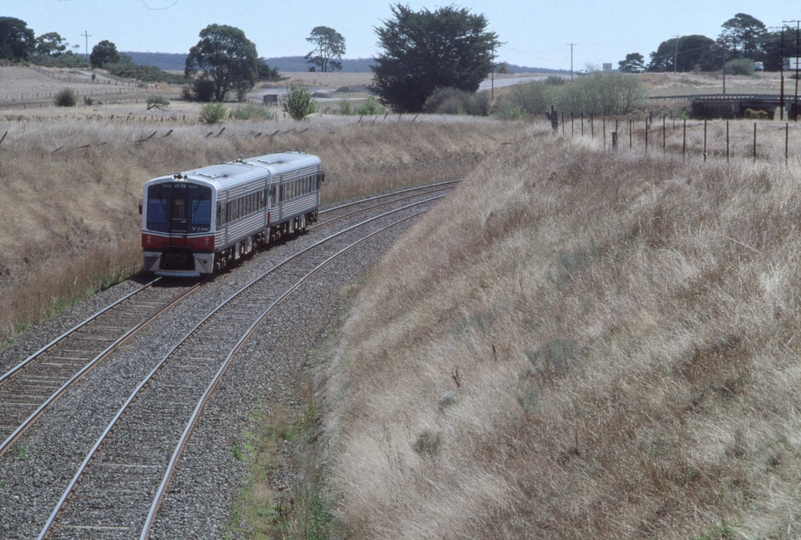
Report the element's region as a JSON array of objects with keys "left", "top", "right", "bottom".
[{"left": 140, "top": 151, "right": 323, "bottom": 277}]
